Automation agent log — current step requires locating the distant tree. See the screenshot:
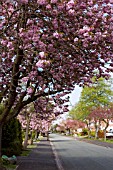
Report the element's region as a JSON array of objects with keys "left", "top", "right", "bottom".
[
  {"left": 69, "top": 77, "right": 113, "bottom": 121},
  {"left": 56, "top": 118, "right": 85, "bottom": 135},
  {"left": 88, "top": 104, "right": 113, "bottom": 140},
  {"left": 34, "top": 96, "right": 69, "bottom": 140}
]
